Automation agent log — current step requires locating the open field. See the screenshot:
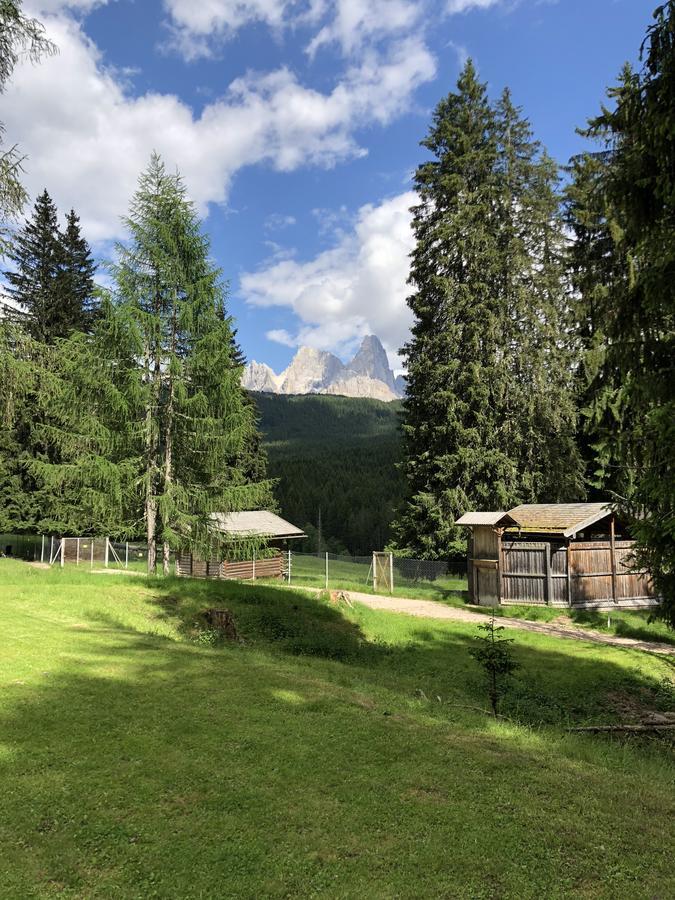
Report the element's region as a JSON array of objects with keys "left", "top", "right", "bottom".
[{"left": 1, "top": 559, "right": 674, "bottom": 898}]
